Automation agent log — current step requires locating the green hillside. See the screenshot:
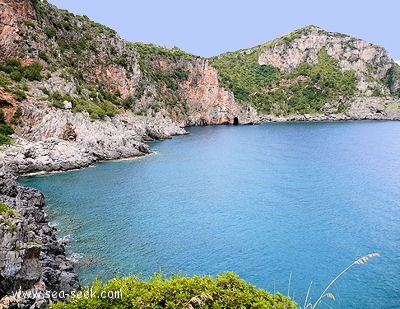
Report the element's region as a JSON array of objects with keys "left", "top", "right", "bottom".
[
  {"left": 209, "top": 32, "right": 358, "bottom": 115},
  {"left": 209, "top": 25, "right": 400, "bottom": 116}
]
